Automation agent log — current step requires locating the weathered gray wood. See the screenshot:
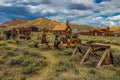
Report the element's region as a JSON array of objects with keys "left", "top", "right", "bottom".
[
  {"left": 97, "top": 49, "right": 108, "bottom": 67},
  {"left": 72, "top": 46, "right": 78, "bottom": 57},
  {"left": 80, "top": 47, "right": 92, "bottom": 64}
]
